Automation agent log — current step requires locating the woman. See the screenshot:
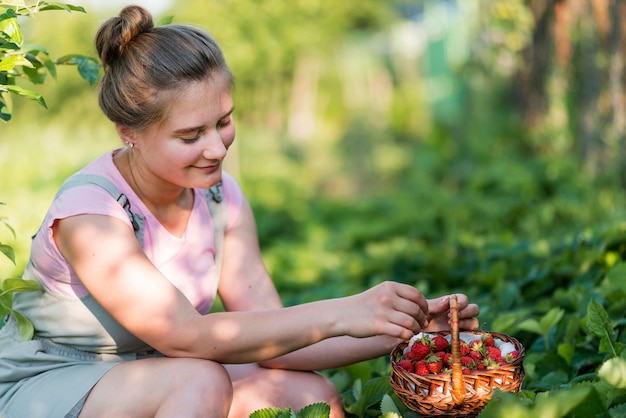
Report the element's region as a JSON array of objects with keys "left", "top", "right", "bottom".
[{"left": 0, "top": 5, "right": 480, "bottom": 418}]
